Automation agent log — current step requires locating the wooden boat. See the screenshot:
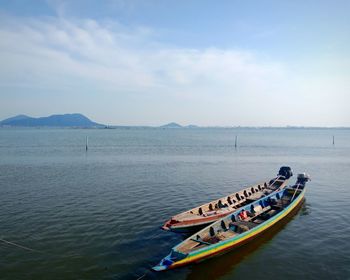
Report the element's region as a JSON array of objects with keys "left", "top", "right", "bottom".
[
  {"left": 162, "top": 166, "right": 293, "bottom": 233},
  {"left": 153, "top": 173, "right": 310, "bottom": 271}
]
